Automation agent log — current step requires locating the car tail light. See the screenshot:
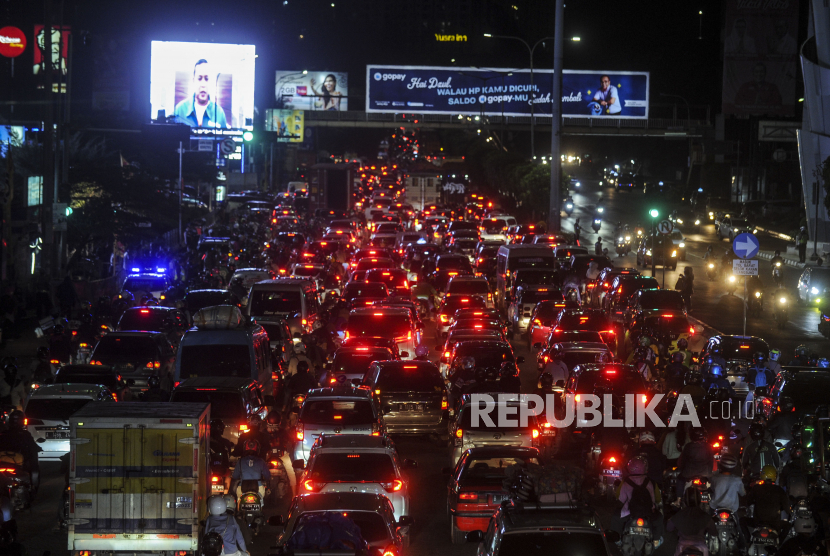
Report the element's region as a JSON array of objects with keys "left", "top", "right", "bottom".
[
  {"left": 440, "top": 314, "right": 449, "bottom": 323},
  {"left": 296, "top": 426, "right": 304, "bottom": 441},
  {"left": 641, "top": 395, "right": 647, "bottom": 404},
  {"left": 23, "top": 418, "right": 27, "bottom": 426},
  {"left": 441, "top": 395, "right": 448, "bottom": 410},
  {"left": 575, "top": 394, "right": 580, "bottom": 402},
  {"left": 239, "top": 424, "right": 248, "bottom": 432},
  {"left": 689, "top": 327, "right": 695, "bottom": 335},
  {"left": 371, "top": 423, "right": 380, "bottom": 436},
  {"left": 140, "top": 309, "right": 150, "bottom": 314},
  {"left": 382, "top": 479, "right": 403, "bottom": 492},
  {"left": 303, "top": 479, "right": 324, "bottom": 492},
  {"left": 79, "top": 343, "right": 88, "bottom": 348},
  {"left": 458, "top": 492, "right": 478, "bottom": 501},
  {"left": 532, "top": 429, "right": 539, "bottom": 439},
  {"left": 455, "top": 428, "right": 463, "bottom": 438}
]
